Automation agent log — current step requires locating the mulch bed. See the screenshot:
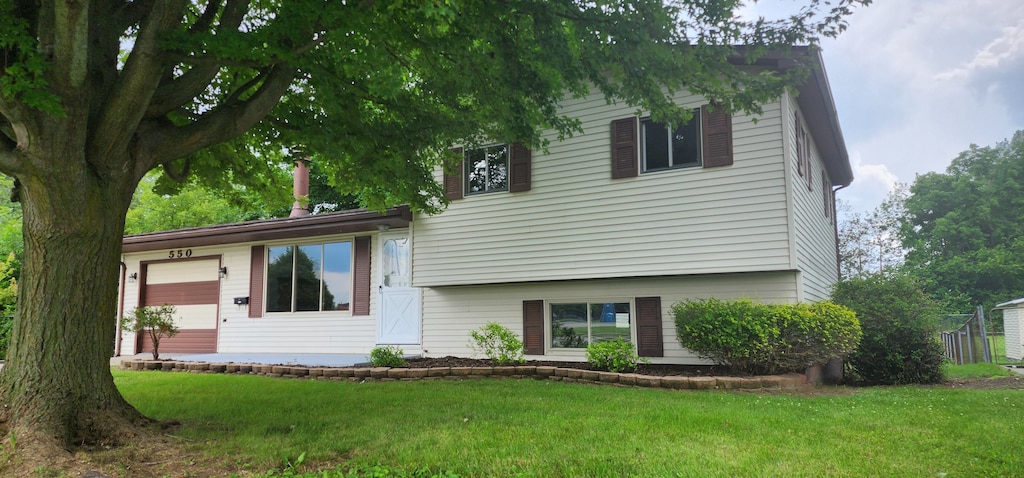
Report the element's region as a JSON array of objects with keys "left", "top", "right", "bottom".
[{"left": 403, "top": 356, "right": 736, "bottom": 377}]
